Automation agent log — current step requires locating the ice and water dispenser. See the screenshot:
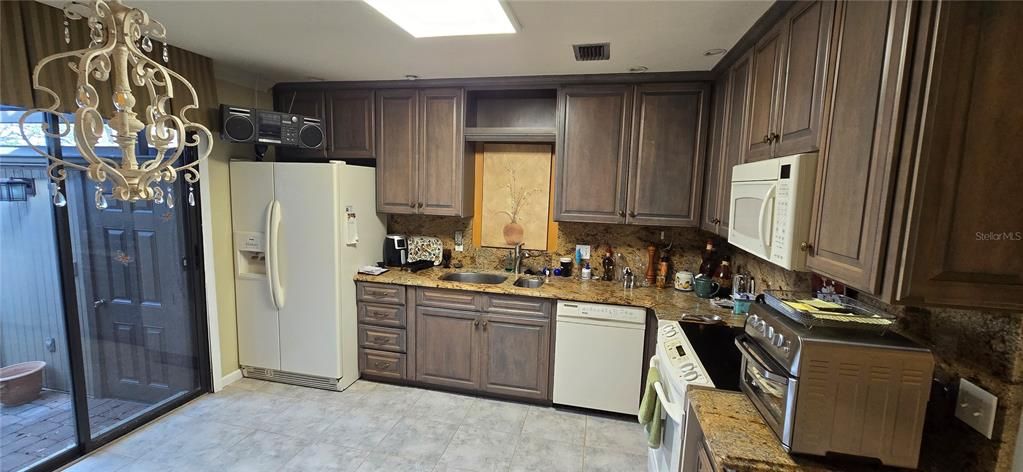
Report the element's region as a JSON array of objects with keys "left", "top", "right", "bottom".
[{"left": 235, "top": 231, "right": 267, "bottom": 277}]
